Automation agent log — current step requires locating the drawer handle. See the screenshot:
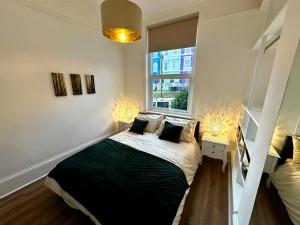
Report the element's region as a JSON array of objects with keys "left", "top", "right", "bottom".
[
  {"left": 212, "top": 151, "right": 215, "bottom": 154},
  {"left": 212, "top": 145, "right": 216, "bottom": 148}
]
